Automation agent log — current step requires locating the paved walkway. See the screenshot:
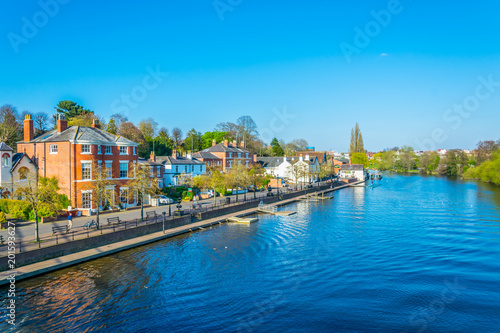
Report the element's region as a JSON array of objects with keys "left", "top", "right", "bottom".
[{"left": 0, "top": 180, "right": 359, "bottom": 285}]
